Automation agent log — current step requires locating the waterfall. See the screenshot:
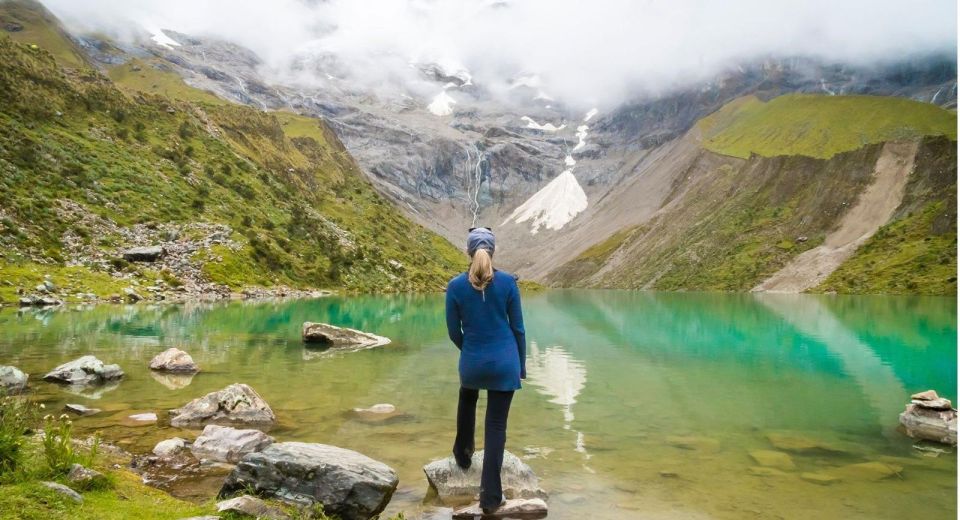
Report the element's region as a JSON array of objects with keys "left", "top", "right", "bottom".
[{"left": 467, "top": 143, "right": 485, "bottom": 228}]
